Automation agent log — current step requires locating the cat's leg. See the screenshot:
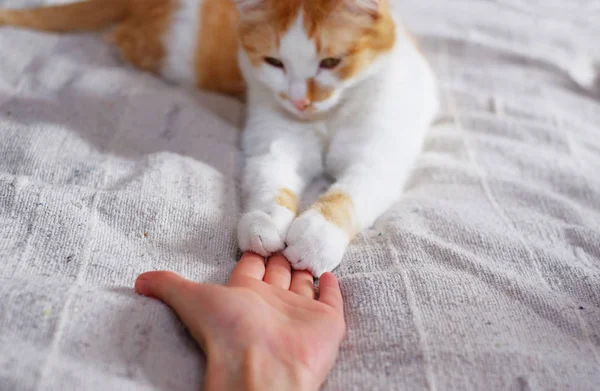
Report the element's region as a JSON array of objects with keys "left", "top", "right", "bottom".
[
  {"left": 282, "top": 161, "right": 404, "bottom": 276},
  {"left": 237, "top": 111, "right": 323, "bottom": 257},
  {"left": 283, "top": 124, "right": 428, "bottom": 277}
]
